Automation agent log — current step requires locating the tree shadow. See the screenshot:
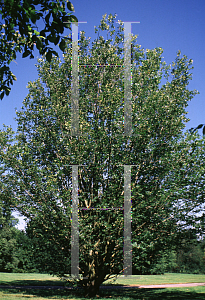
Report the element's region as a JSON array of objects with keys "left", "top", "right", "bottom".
[
  {"left": 1, "top": 287, "right": 205, "bottom": 299},
  {"left": 0, "top": 278, "right": 66, "bottom": 286},
  {"left": 101, "top": 288, "right": 205, "bottom": 299},
  {"left": 0, "top": 287, "right": 83, "bottom": 299}
]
